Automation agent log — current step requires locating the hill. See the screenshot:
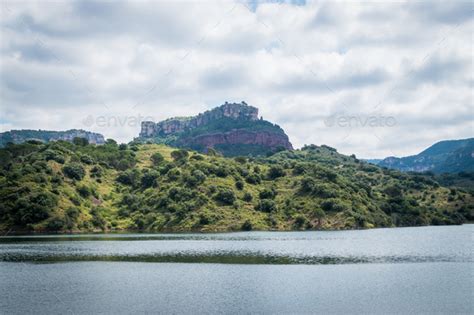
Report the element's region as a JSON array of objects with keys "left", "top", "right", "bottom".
[
  {"left": 0, "top": 129, "right": 105, "bottom": 147},
  {"left": 377, "top": 138, "right": 474, "bottom": 174},
  {"left": 137, "top": 102, "right": 293, "bottom": 156},
  {"left": 0, "top": 140, "right": 472, "bottom": 233}
]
